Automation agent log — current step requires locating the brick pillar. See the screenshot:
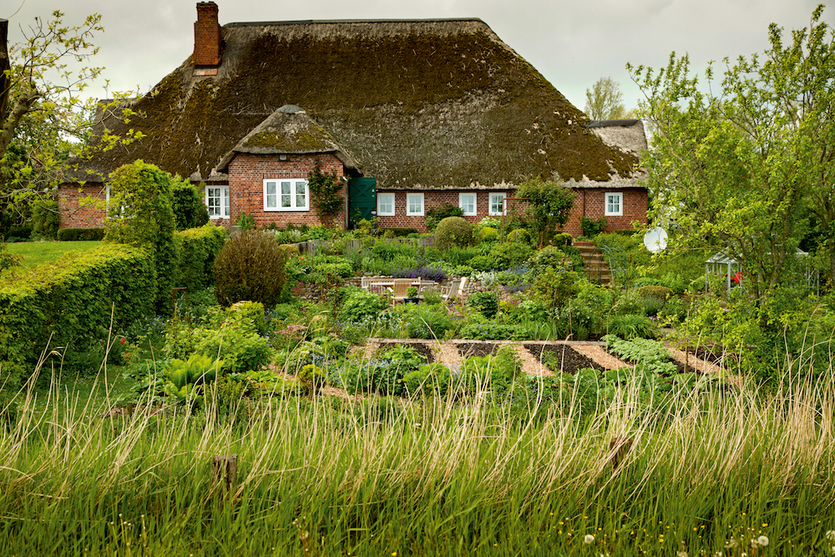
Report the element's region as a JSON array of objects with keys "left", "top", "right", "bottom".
[{"left": 194, "top": 2, "right": 221, "bottom": 67}]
